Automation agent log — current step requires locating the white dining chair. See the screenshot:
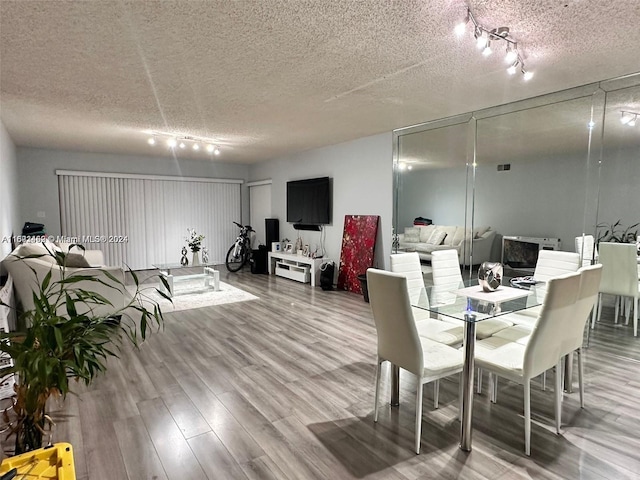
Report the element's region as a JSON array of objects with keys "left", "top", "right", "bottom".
[
  {"left": 594, "top": 242, "right": 640, "bottom": 336},
  {"left": 575, "top": 234, "right": 598, "bottom": 268},
  {"left": 367, "top": 268, "right": 463, "bottom": 454},
  {"left": 508, "top": 250, "right": 581, "bottom": 328},
  {"left": 474, "top": 271, "right": 581, "bottom": 455}
]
